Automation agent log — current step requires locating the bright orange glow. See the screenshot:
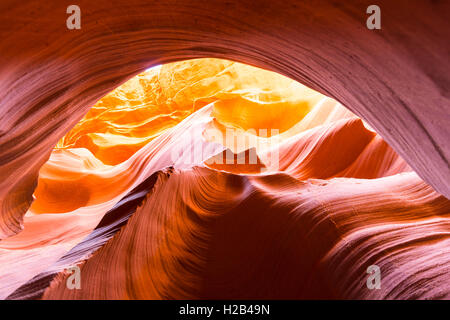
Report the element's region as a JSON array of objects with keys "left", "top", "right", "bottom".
[
  {"left": 5, "top": 58, "right": 441, "bottom": 302},
  {"left": 31, "top": 58, "right": 325, "bottom": 214},
  {"left": 56, "top": 58, "right": 323, "bottom": 164}
]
